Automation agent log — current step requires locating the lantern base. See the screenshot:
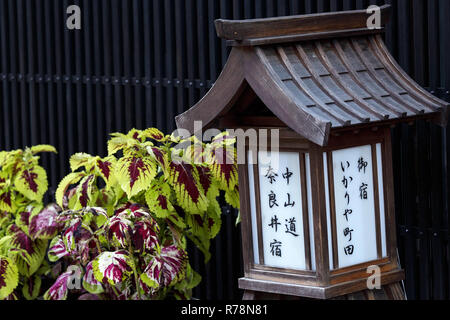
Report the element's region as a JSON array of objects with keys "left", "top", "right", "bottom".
[
  {"left": 239, "top": 269, "right": 405, "bottom": 300},
  {"left": 242, "top": 282, "right": 405, "bottom": 300}
]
